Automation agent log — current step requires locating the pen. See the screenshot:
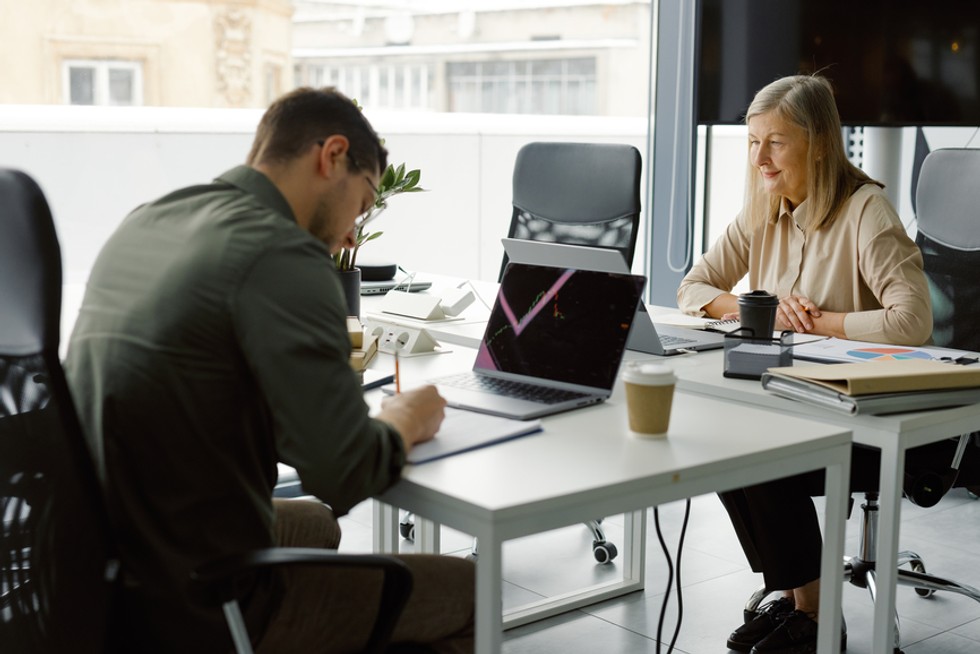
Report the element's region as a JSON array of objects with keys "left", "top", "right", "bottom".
[{"left": 394, "top": 349, "right": 401, "bottom": 393}]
